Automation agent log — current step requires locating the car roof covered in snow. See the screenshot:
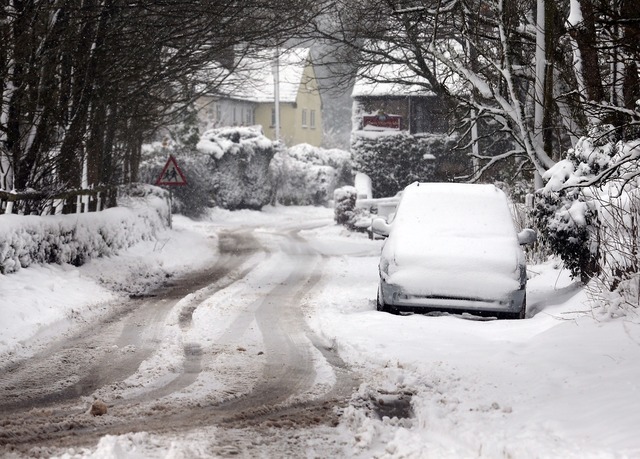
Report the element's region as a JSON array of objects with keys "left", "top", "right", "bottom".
[{"left": 393, "top": 182, "right": 517, "bottom": 239}]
